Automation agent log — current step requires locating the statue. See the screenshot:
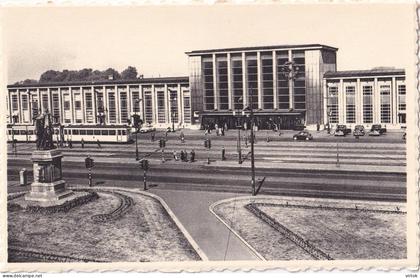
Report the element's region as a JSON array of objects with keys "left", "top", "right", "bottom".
[{"left": 35, "top": 110, "right": 55, "bottom": 150}]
